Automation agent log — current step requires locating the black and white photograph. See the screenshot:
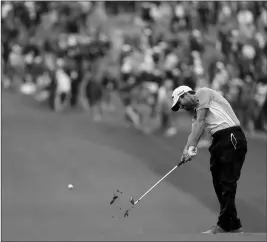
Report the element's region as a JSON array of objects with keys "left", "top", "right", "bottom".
[{"left": 1, "top": 1, "right": 267, "bottom": 240}]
